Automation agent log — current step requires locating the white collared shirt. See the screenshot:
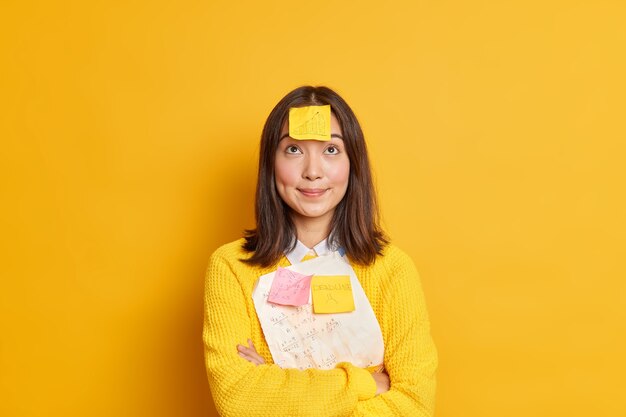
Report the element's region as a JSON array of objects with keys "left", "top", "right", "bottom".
[{"left": 284, "top": 239, "right": 337, "bottom": 265}]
